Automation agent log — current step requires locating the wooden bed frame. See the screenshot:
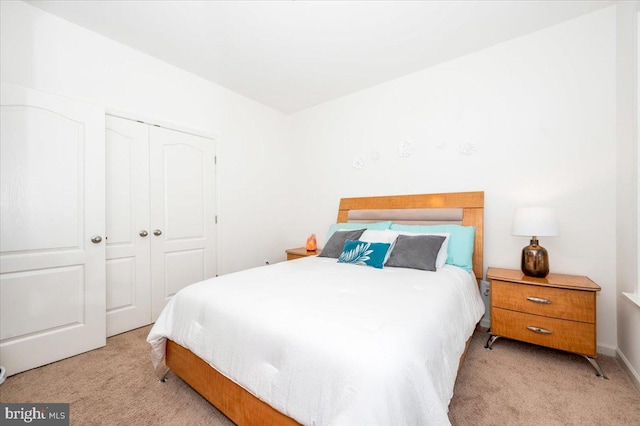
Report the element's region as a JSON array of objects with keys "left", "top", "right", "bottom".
[
  {"left": 337, "top": 191, "right": 484, "bottom": 280},
  {"left": 165, "top": 191, "right": 484, "bottom": 426}
]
